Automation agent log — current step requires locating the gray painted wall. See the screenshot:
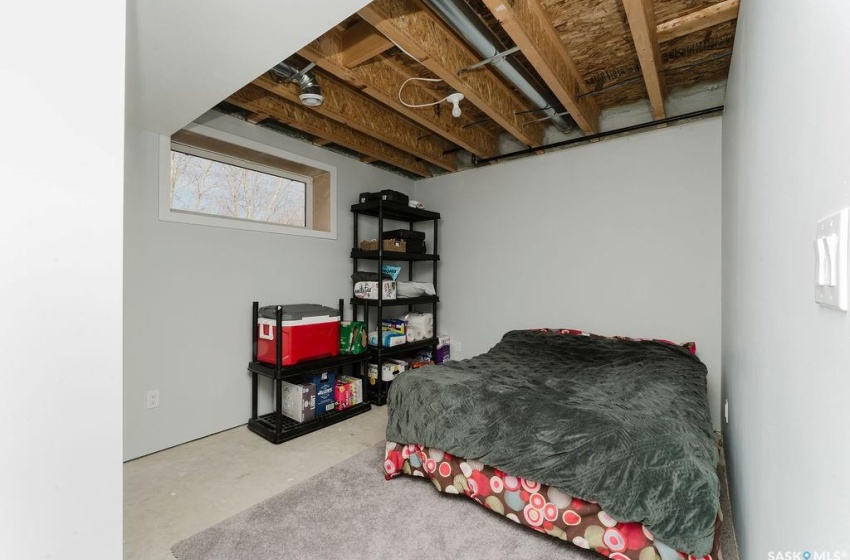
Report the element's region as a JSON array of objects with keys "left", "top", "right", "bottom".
[
  {"left": 414, "top": 118, "right": 723, "bottom": 428},
  {"left": 722, "top": 0, "right": 850, "bottom": 556},
  {"left": 123, "top": 112, "right": 413, "bottom": 460}
]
